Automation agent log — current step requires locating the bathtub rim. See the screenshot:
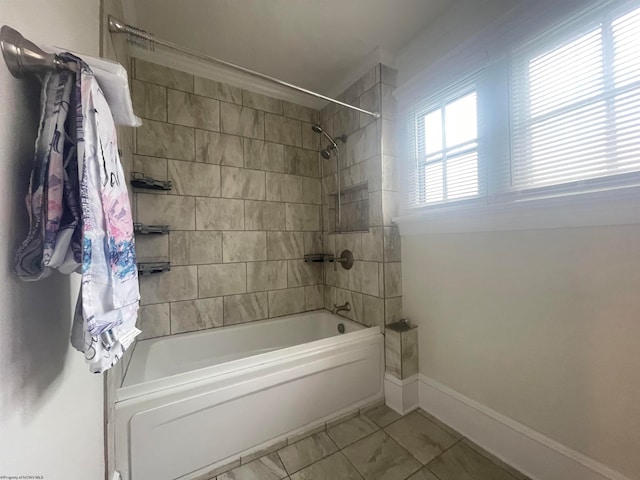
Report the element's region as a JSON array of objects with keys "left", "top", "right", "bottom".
[{"left": 117, "top": 312, "right": 376, "bottom": 402}]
